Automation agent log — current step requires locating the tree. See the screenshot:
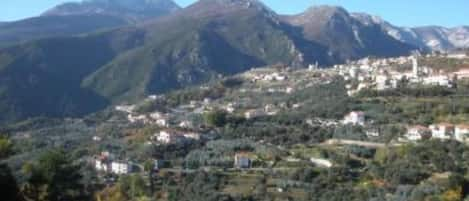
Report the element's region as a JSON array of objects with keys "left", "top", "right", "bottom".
[
  {"left": 118, "top": 174, "right": 147, "bottom": 199},
  {"left": 22, "top": 149, "right": 84, "bottom": 201},
  {"left": 203, "top": 110, "right": 227, "bottom": 127},
  {"left": 0, "top": 134, "right": 13, "bottom": 159}
]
